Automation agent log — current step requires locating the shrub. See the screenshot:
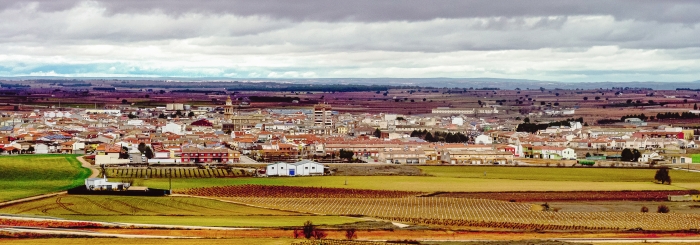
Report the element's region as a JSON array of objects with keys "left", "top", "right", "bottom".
[
  {"left": 641, "top": 206, "right": 649, "bottom": 213},
  {"left": 657, "top": 205, "right": 670, "bottom": 213},
  {"left": 344, "top": 228, "right": 357, "bottom": 240}
]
